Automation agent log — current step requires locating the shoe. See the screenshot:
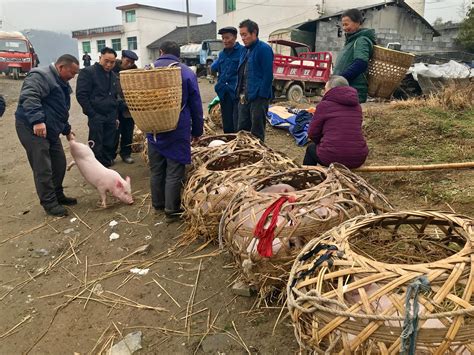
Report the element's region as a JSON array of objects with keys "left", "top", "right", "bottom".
[
  {"left": 45, "top": 205, "right": 68, "bottom": 217},
  {"left": 122, "top": 156, "right": 134, "bottom": 164},
  {"left": 57, "top": 195, "right": 78, "bottom": 205},
  {"left": 165, "top": 208, "right": 184, "bottom": 221}
]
